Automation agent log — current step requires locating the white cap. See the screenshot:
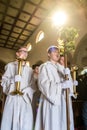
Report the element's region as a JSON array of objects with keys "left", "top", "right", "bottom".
[{"left": 47, "top": 45, "right": 59, "bottom": 53}]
